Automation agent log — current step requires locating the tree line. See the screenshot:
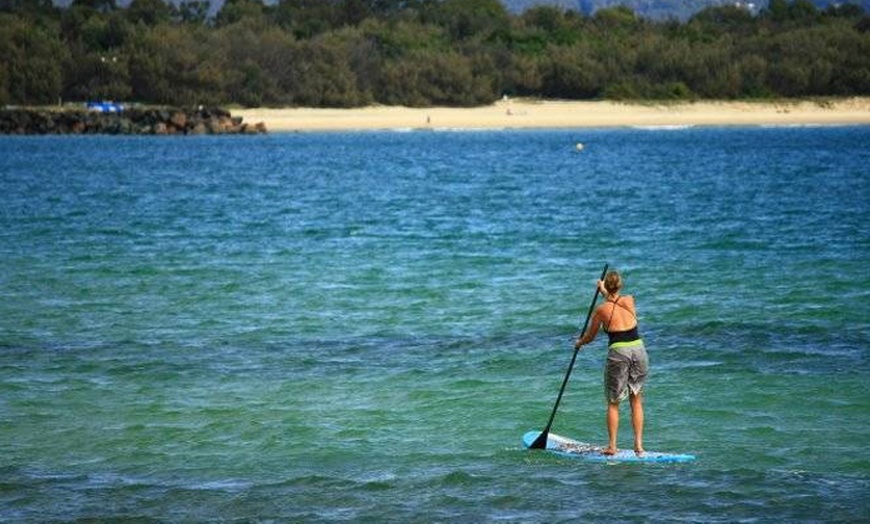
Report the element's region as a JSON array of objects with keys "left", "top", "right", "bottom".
[{"left": 1, "top": 0, "right": 869, "bottom": 108}]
